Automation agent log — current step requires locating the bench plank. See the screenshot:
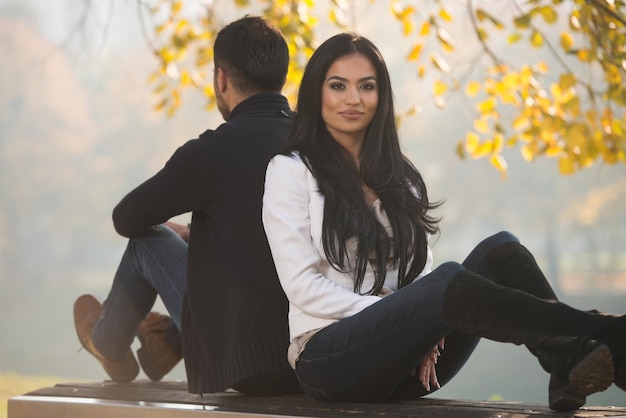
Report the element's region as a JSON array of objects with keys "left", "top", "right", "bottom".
[{"left": 8, "top": 381, "right": 626, "bottom": 418}]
